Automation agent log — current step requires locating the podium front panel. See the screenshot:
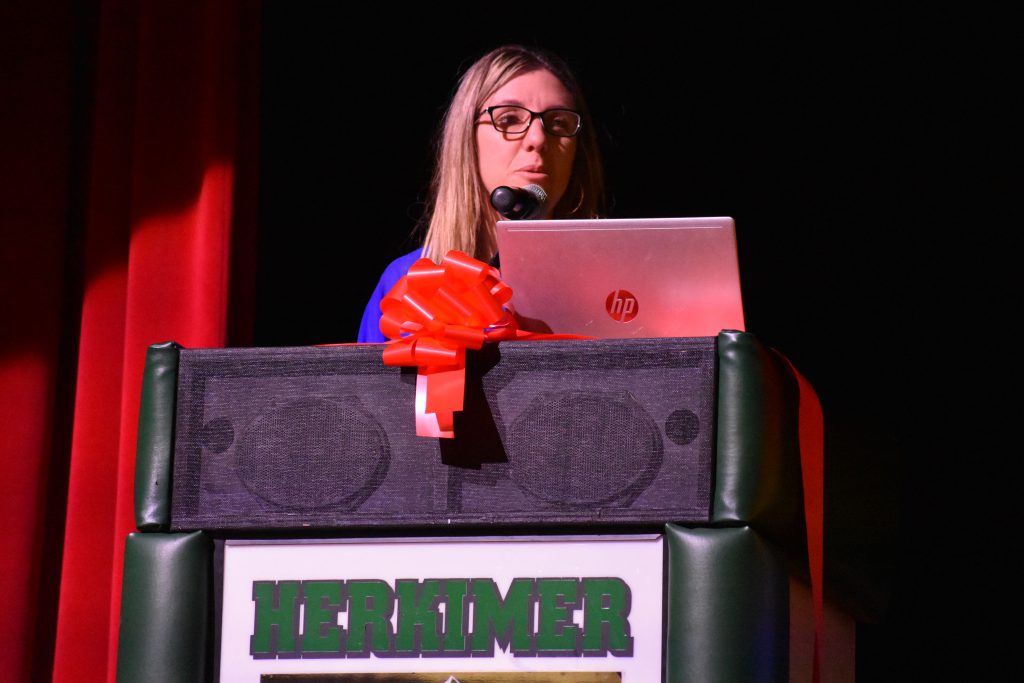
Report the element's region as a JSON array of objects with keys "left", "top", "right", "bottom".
[{"left": 169, "top": 338, "right": 716, "bottom": 531}]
